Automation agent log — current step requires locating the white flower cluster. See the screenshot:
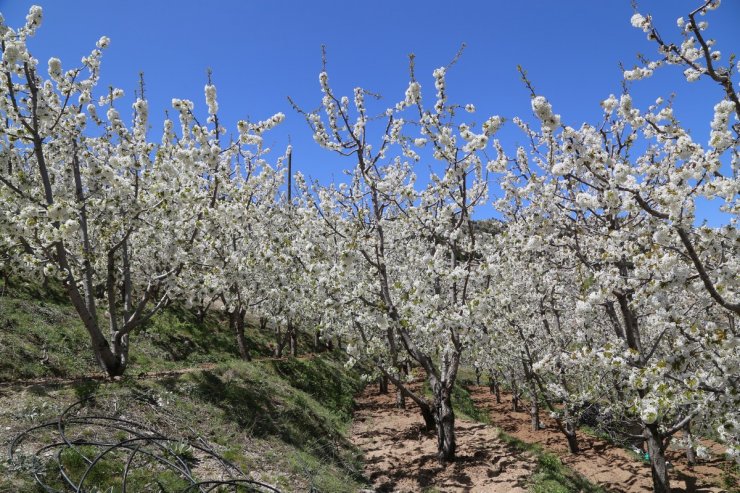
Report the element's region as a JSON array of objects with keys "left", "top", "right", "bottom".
[
  {"left": 204, "top": 84, "right": 218, "bottom": 115},
  {"left": 531, "top": 96, "right": 560, "bottom": 130},
  {"left": 708, "top": 99, "right": 735, "bottom": 150},
  {"left": 397, "top": 81, "right": 421, "bottom": 110},
  {"left": 630, "top": 13, "right": 651, "bottom": 32},
  {"left": 433, "top": 67, "right": 446, "bottom": 113}
]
